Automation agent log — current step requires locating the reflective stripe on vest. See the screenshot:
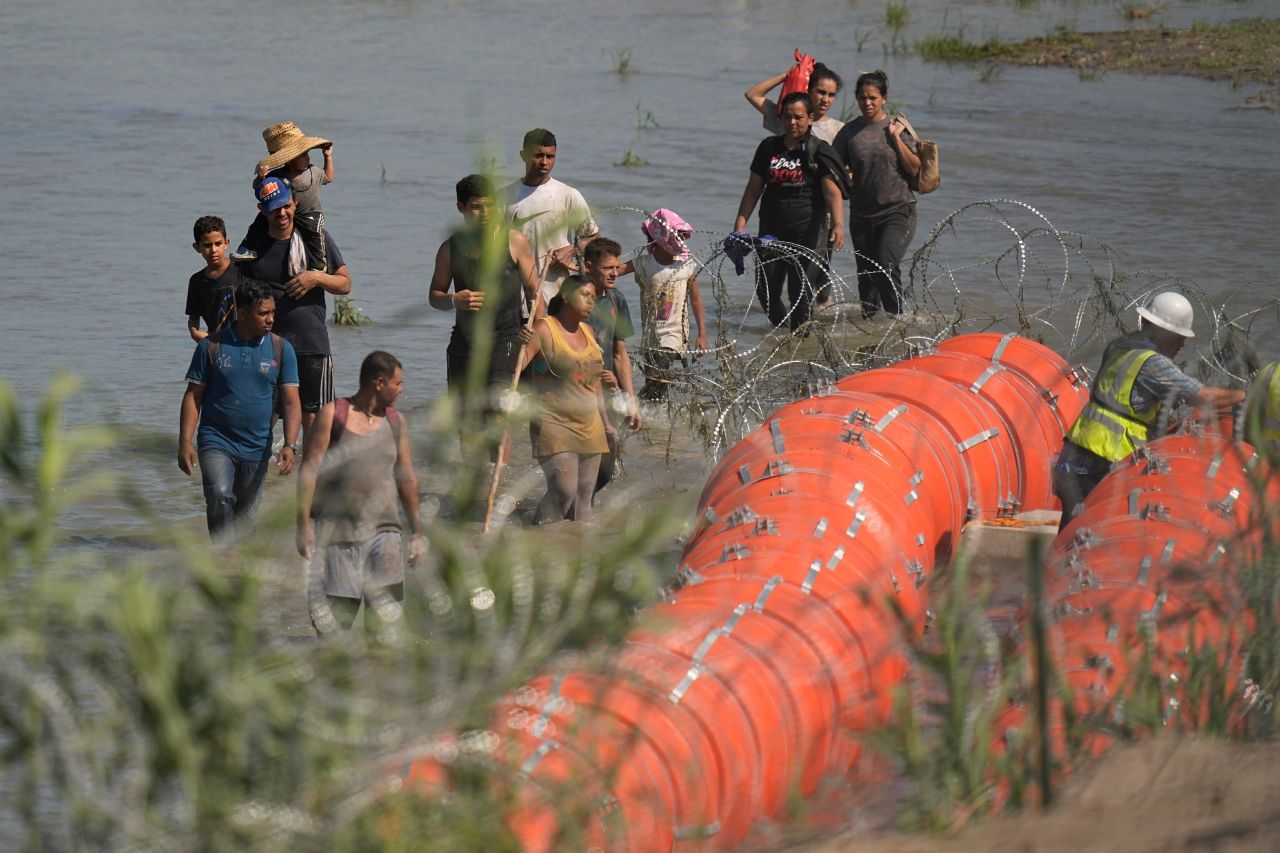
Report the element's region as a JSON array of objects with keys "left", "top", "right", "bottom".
[
  {"left": 1245, "top": 362, "right": 1280, "bottom": 450},
  {"left": 1066, "top": 346, "right": 1159, "bottom": 462}
]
